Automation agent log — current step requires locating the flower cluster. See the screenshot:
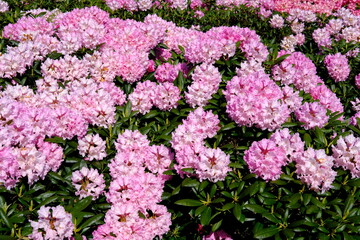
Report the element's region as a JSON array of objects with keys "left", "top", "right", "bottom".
[
  {"left": 272, "top": 51, "right": 344, "bottom": 115},
  {"left": 185, "top": 63, "right": 222, "bottom": 107},
  {"left": 203, "top": 230, "right": 233, "bottom": 240},
  {"left": 155, "top": 62, "right": 189, "bottom": 83},
  {"left": 224, "top": 66, "right": 293, "bottom": 131},
  {"left": 129, "top": 80, "right": 181, "bottom": 114},
  {"left": 71, "top": 167, "right": 106, "bottom": 200},
  {"left": 244, "top": 139, "right": 288, "bottom": 181},
  {"left": 332, "top": 134, "right": 360, "bottom": 178},
  {"left": 295, "top": 102, "right": 329, "bottom": 130},
  {"left": 356, "top": 74, "right": 360, "bottom": 89},
  {"left": 29, "top": 205, "right": 74, "bottom": 240},
  {"left": 0, "top": 0, "right": 8, "bottom": 12},
  {"left": 77, "top": 134, "right": 107, "bottom": 161},
  {"left": 171, "top": 108, "right": 231, "bottom": 182},
  {"left": 312, "top": 8, "right": 360, "bottom": 48},
  {"left": 244, "top": 128, "right": 305, "bottom": 181},
  {"left": 294, "top": 148, "right": 337, "bottom": 193},
  {"left": 93, "top": 130, "right": 172, "bottom": 239},
  {"left": 324, "top": 53, "right": 351, "bottom": 82}
]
